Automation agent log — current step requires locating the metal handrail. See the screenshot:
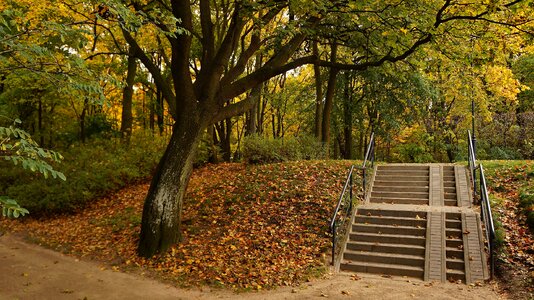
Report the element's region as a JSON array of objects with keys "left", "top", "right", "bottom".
[
  {"left": 468, "top": 130, "right": 478, "bottom": 197},
  {"left": 468, "top": 130, "right": 496, "bottom": 279},
  {"left": 361, "top": 132, "right": 375, "bottom": 196},
  {"left": 329, "top": 132, "right": 375, "bottom": 266},
  {"left": 329, "top": 165, "right": 354, "bottom": 266},
  {"left": 479, "top": 165, "right": 496, "bottom": 279}
]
